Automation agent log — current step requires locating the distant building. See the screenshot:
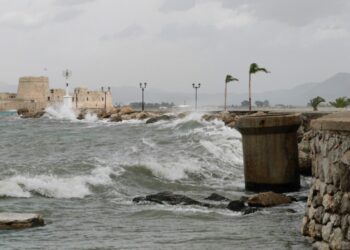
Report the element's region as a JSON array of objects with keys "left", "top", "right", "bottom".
[{"left": 0, "top": 76, "right": 113, "bottom": 112}]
